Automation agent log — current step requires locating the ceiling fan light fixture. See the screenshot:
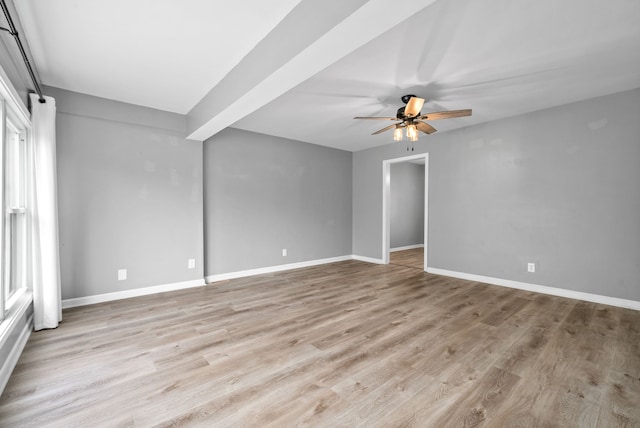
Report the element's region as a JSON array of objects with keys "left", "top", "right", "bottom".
[
  {"left": 406, "top": 124, "right": 418, "bottom": 141},
  {"left": 393, "top": 125, "right": 403, "bottom": 141}
]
